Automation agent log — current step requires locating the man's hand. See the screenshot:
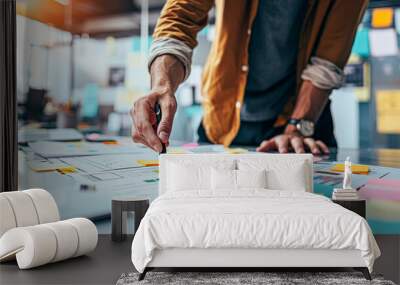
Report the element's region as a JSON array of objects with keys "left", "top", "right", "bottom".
[
  {"left": 256, "top": 134, "right": 330, "bottom": 154},
  {"left": 256, "top": 80, "right": 331, "bottom": 154},
  {"left": 256, "top": 125, "right": 329, "bottom": 154},
  {"left": 130, "top": 54, "right": 184, "bottom": 152},
  {"left": 131, "top": 89, "right": 177, "bottom": 152}
]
